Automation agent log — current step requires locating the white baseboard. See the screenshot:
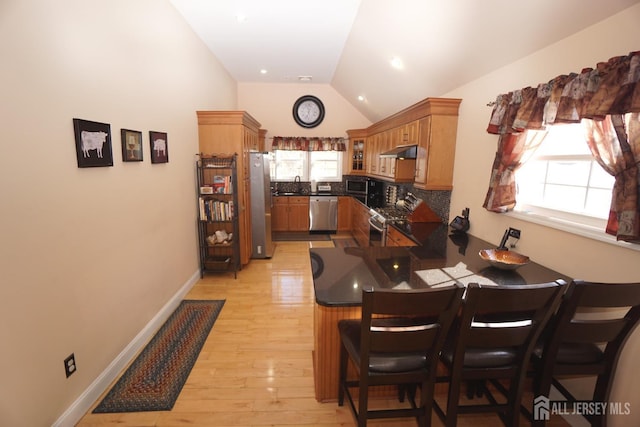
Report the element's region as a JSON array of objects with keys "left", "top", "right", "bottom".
[{"left": 52, "top": 269, "right": 201, "bottom": 427}]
